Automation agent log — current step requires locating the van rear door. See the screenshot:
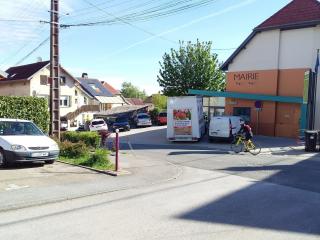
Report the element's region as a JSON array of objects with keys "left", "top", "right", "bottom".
[{"left": 209, "top": 117, "right": 230, "bottom": 138}]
